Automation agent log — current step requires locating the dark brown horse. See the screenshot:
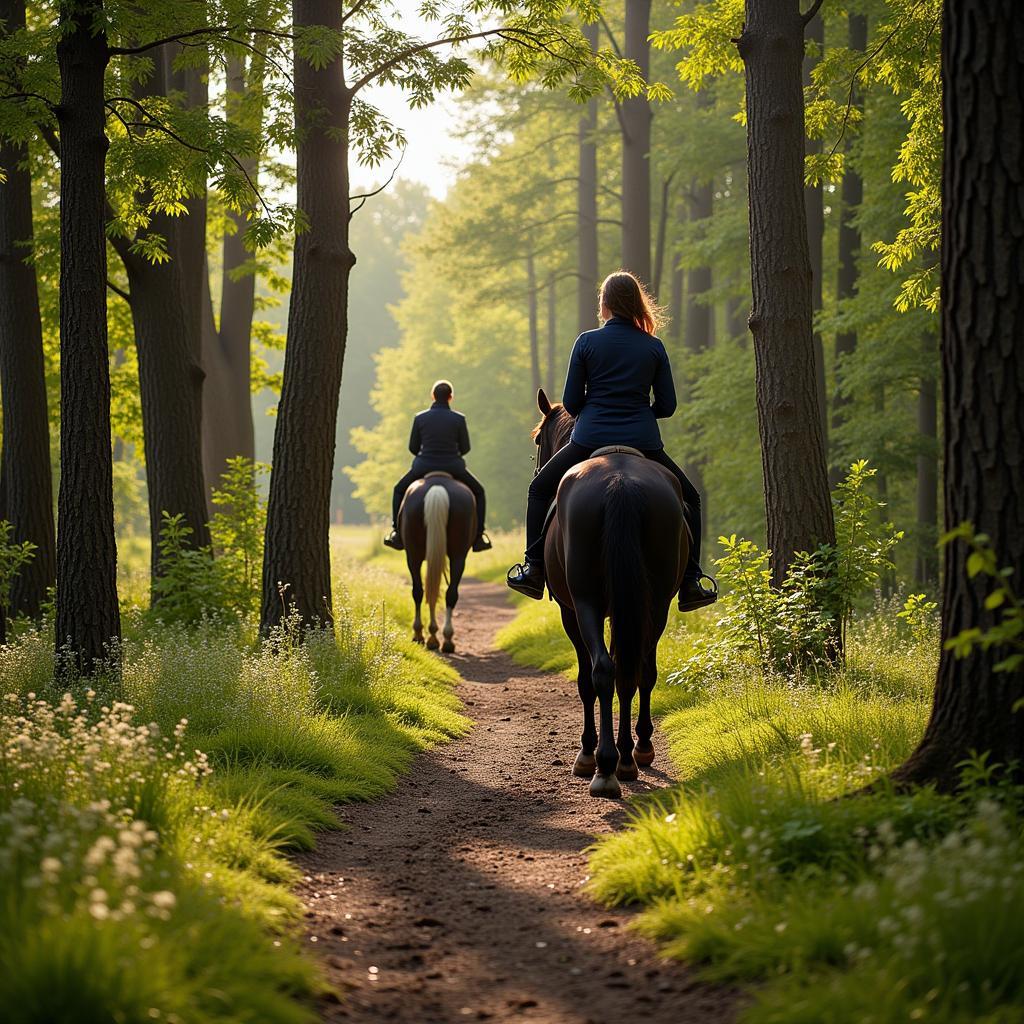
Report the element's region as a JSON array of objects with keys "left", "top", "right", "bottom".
[
  {"left": 533, "top": 389, "right": 688, "bottom": 798},
  {"left": 399, "top": 473, "right": 476, "bottom": 652}
]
